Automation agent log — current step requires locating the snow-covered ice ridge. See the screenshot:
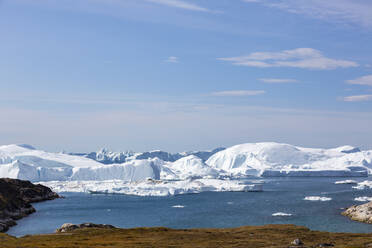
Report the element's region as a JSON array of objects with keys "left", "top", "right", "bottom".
[
  {"left": 1, "top": 142, "right": 371, "bottom": 181},
  {"left": 0, "top": 143, "right": 372, "bottom": 195}
]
